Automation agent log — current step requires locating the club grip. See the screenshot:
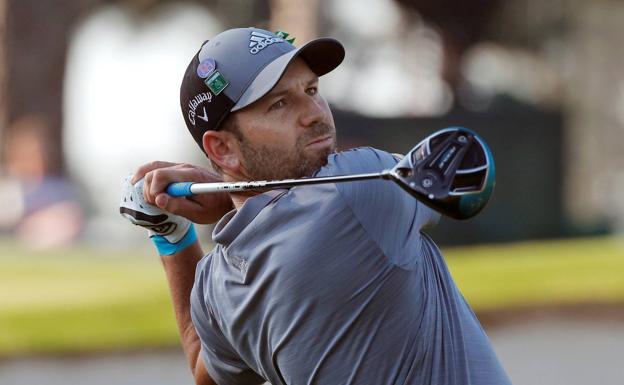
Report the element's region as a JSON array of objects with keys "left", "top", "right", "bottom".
[{"left": 166, "top": 182, "right": 194, "bottom": 197}]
